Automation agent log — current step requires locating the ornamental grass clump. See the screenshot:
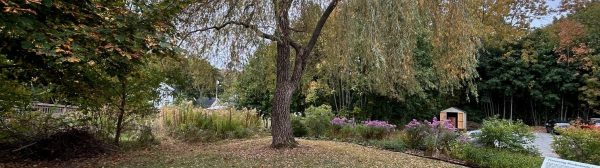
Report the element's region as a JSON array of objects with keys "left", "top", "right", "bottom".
[{"left": 161, "top": 104, "right": 261, "bottom": 142}]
